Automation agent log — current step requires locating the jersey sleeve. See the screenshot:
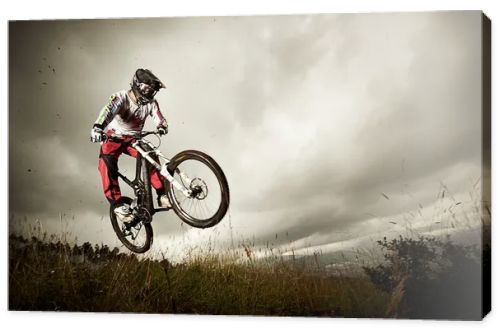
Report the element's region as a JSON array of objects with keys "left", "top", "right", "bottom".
[
  {"left": 94, "top": 93, "right": 124, "bottom": 129},
  {"left": 150, "top": 100, "right": 168, "bottom": 128}
]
